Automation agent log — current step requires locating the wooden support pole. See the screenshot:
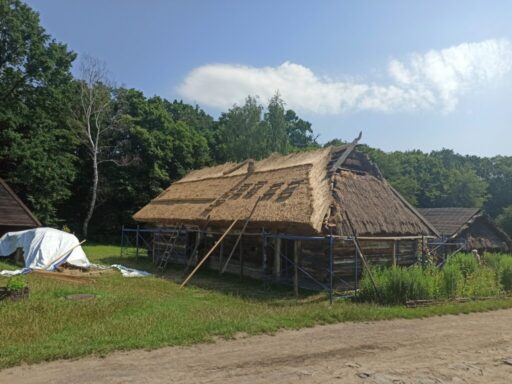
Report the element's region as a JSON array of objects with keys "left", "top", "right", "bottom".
[
  {"left": 120, "top": 225, "right": 124, "bottom": 257},
  {"left": 135, "top": 225, "right": 140, "bottom": 258},
  {"left": 392, "top": 240, "right": 397, "bottom": 267},
  {"left": 273, "top": 237, "right": 281, "bottom": 280},
  {"left": 218, "top": 241, "right": 224, "bottom": 273},
  {"left": 239, "top": 237, "right": 244, "bottom": 278},
  {"left": 220, "top": 197, "right": 262, "bottom": 274},
  {"left": 293, "top": 240, "right": 301, "bottom": 298},
  {"left": 262, "top": 234, "right": 267, "bottom": 274},
  {"left": 352, "top": 236, "right": 379, "bottom": 296},
  {"left": 180, "top": 219, "right": 238, "bottom": 288}
]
